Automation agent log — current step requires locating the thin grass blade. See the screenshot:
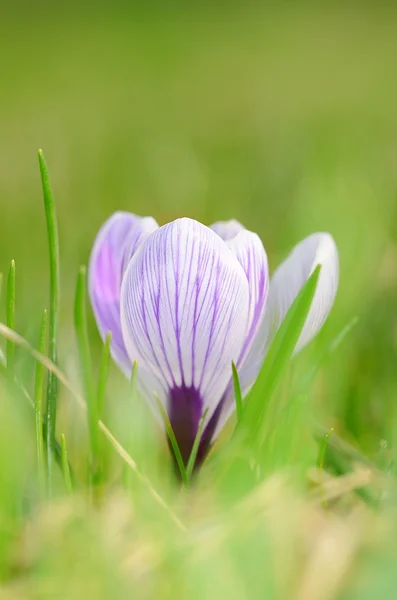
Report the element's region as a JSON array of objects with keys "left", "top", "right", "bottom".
[
  {"left": 153, "top": 392, "right": 187, "bottom": 485},
  {"left": 186, "top": 408, "right": 209, "bottom": 483},
  {"left": 232, "top": 362, "right": 243, "bottom": 422},
  {"left": 34, "top": 309, "right": 48, "bottom": 495},
  {"left": 38, "top": 150, "right": 60, "bottom": 492},
  {"left": 240, "top": 265, "right": 321, "bottom": 445}
]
